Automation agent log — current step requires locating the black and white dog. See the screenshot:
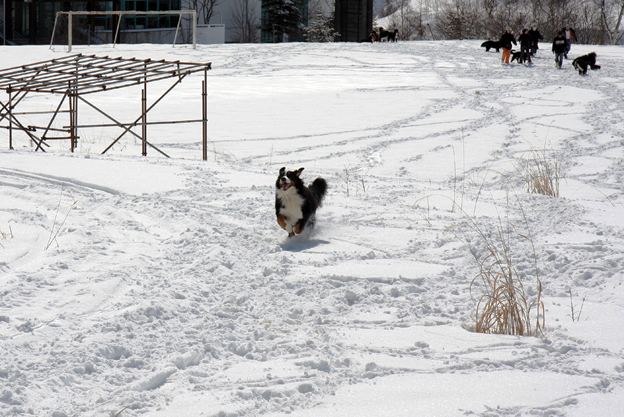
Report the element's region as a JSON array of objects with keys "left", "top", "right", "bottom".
[
  {"left": 379, "top": 27, "right": 399, "bottom": 42},
  {"left": 572, "top": 52, "right": 600, "bottom": 75},
  {"left": 510, "top": 50, "right": 523, "bottom": 63},
  {"left": 275, "top": 167, "right": 327, "bottom": 237},
  {"left": 481, "top": 40, "right": 500, "bottom": 52}
]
